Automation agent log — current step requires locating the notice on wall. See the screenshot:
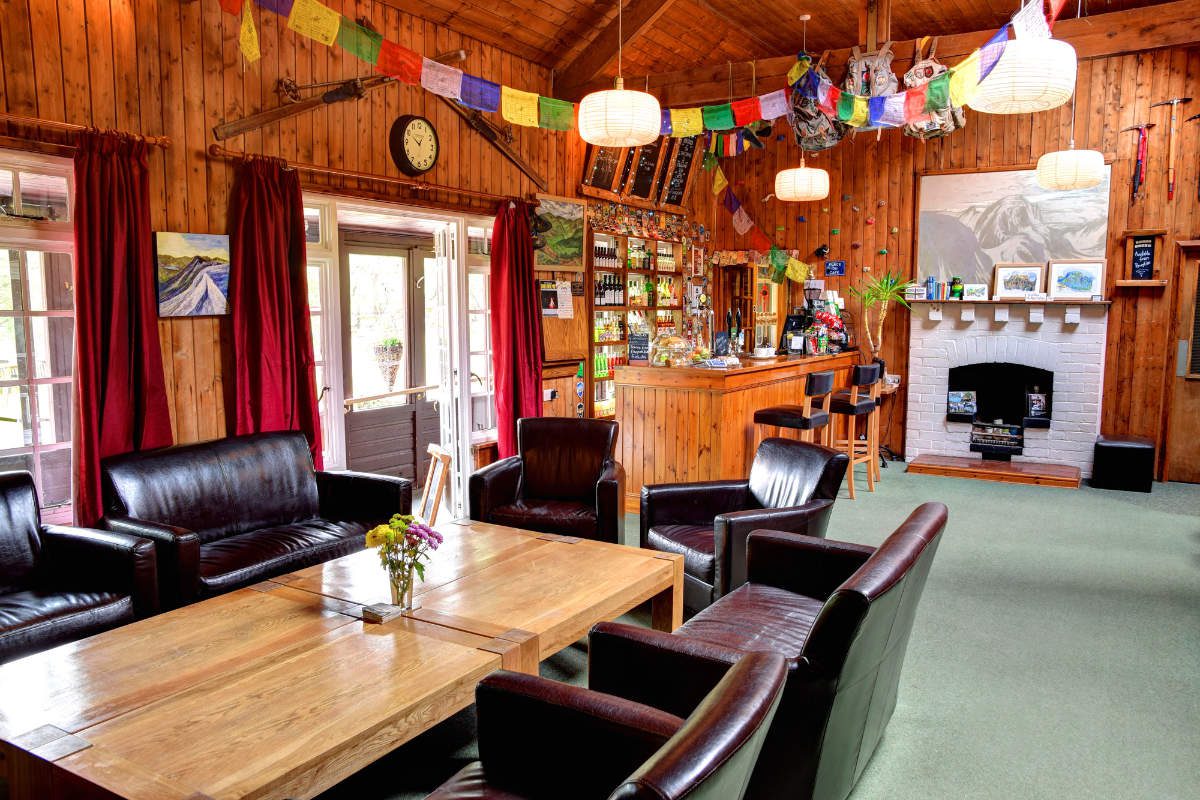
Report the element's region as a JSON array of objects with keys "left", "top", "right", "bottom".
[
  {"left": 629, "top": 332, "right": 651, "bottom": 365},
  {"left": 539, "top": 280, "right": 560, "bottom": 316},
  {"left": 555, "top": 280, "right": 574, "bottom": 318},
  {"left": 1130, "top": 235, "right": 1156, "bottom": 280}
]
